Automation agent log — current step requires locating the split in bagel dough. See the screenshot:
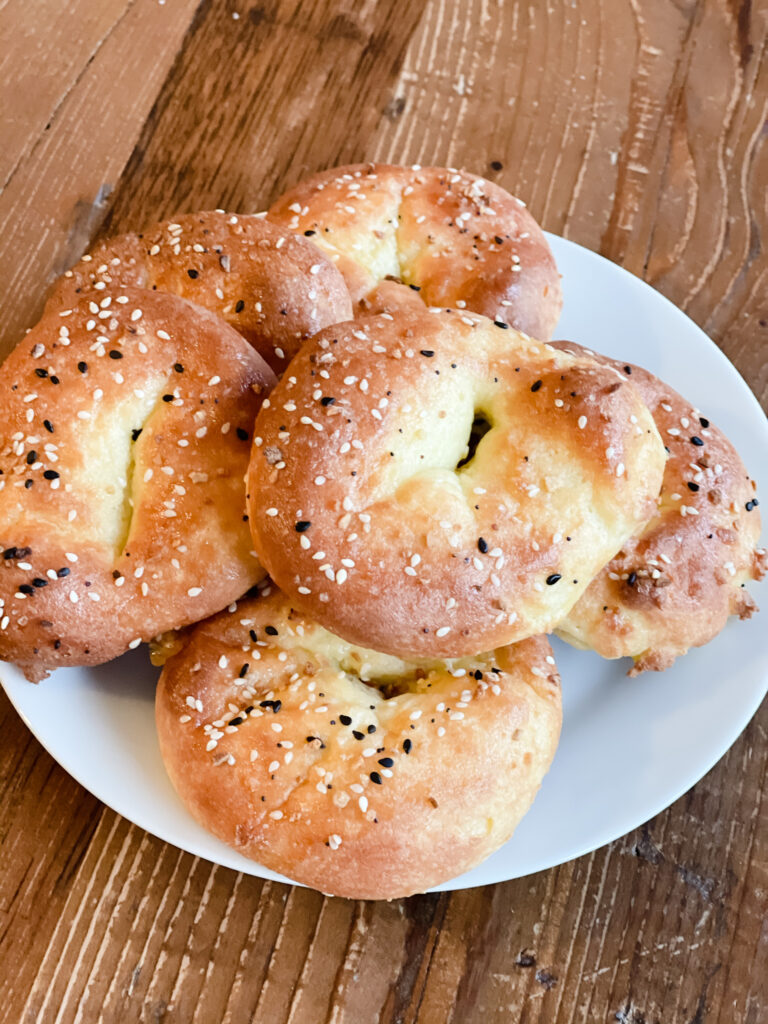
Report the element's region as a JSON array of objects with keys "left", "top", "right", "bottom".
[
  {"left": 268, "top": 163, "right": 562, "bottom": 340},
  {"left": 552, "top": 342, "right": 766, "bottom": 673},
  {"left": 156, "top": 583, "right": 562, "bottom": 899},
  {"left": 0, "top": 288, "right": 274, "bottom": 681},
  {"left": 47, "top": 210, "right": 353, "bottom": 374},
  {"left": 247, "top": 307, "right": 667, "bottom": 659}
]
